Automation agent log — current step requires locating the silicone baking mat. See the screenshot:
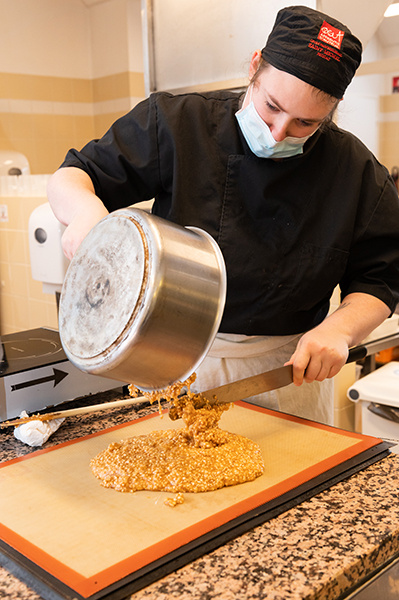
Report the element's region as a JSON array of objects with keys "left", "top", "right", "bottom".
[{"left": 0, "top": 402, "right": 388, "bottom": 600}]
